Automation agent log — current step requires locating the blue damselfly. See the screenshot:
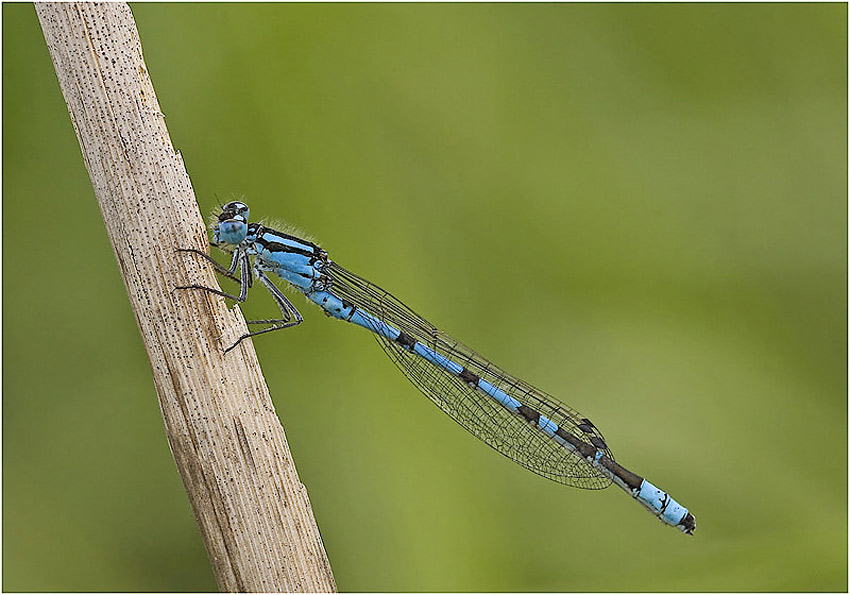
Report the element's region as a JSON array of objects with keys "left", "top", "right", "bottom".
[{"left": 177, "top": 201, "right": 696, "bottom": 534}]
